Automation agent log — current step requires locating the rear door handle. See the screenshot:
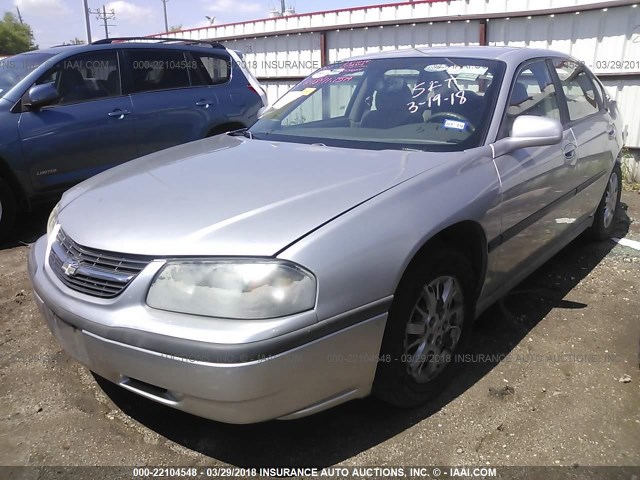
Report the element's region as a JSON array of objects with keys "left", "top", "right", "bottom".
[
  {"left": 108, "top": 109, "right": 131, "bottom": 119},
  {"left": 195, "top": 99, "right": 214, "bottom": 108}
]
